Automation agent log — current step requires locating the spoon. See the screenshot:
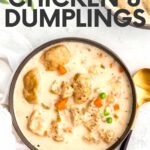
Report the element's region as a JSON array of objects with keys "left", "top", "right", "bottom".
[
  {"left": 120, "top": 68, "right": 150, "bottom": 150},
  {"left": 134, "top": 68, "right": 150, "bottom": 92}
]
